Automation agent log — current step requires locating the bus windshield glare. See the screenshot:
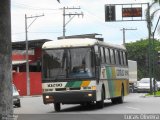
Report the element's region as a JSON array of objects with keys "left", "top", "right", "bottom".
[{"left": 42, "top": 47, "right": 95, "bottom": 80}]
